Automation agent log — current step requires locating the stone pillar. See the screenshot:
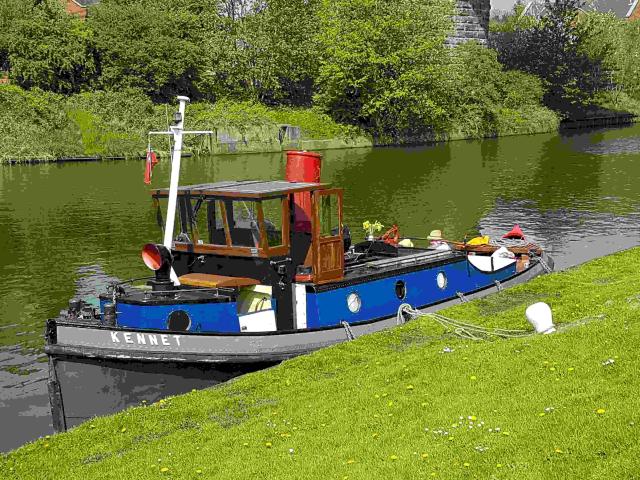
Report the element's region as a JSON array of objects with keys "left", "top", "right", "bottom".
[{"left": 446, "top": 0, "right": 491, "bottom": 47}]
